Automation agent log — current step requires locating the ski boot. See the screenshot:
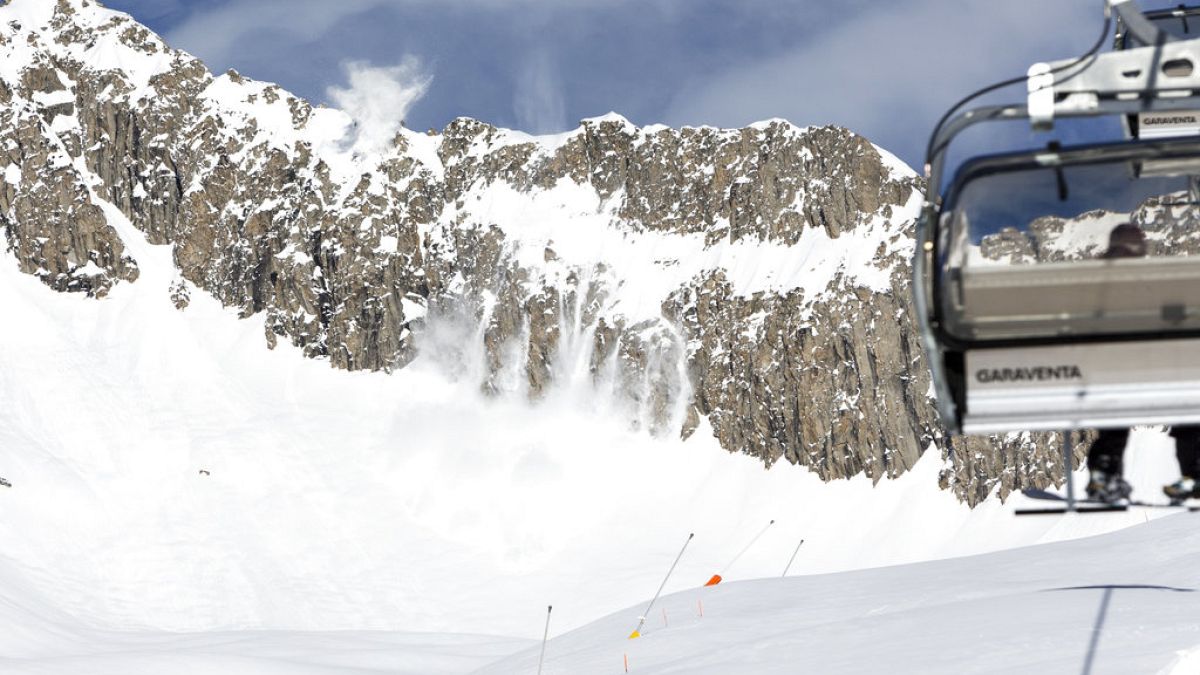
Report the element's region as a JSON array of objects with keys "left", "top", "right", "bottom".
[
  {"left": 1086, "top": 471, "right": 1132, "bottom": 505},
  {"left": 1163, "top": 477, "right": 1200, "bottom": 505}
]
